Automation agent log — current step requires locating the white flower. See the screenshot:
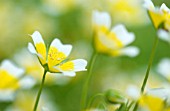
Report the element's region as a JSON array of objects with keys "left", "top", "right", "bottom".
[
  {"left": 144, "top": 0, "right": 170, "bottom": 30},
  {"left": 146, "top": 88, "right": 170, "bottom": 101},
  {"left": 0, "top": 60, "right": 24, "bottom": 101},
  {"left": 92, "top": 11, "right": 139, "bottom": 57},
  {"left": 126, "top": 85, "right": 140, "bottom": 100},
  {"left": 157, "top": 58, "right": 170, "bottom": 80},
  {"left": 14, "top": 49, "right": 71, "bottom": 85},
  {"left": 28, "top": 31, "right": 87, "bottom": 77}
]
